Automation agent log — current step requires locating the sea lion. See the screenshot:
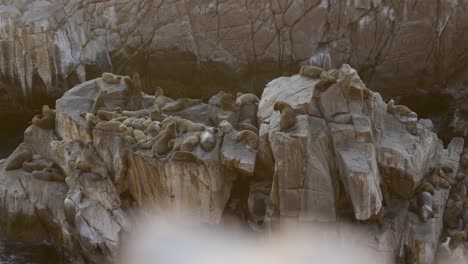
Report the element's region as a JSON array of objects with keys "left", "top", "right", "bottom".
[
  {"left": 97, "top": 109, "right": 117, "bottom": 121},
  {"left": 122, "top": 109, "right": 150, "bottom": 118},
  {"left": 5, "top": 144, "right": 33, "bottom": 171},
  {"left": 449, "top": 230, "right": 467, "bottom": 250},
  {"left": 154, "top": 95, "right": 174, "bottom": 109},
  {"left": 200, "top": 127, "right": 218, "bottom": 152},
  {"left": 220, "top": 93, "right": 239, "bottom": 112},
  {"left": 180, "top": 133, "right": 201, "bottom": 152},
  {"left": 32, "top": 105, "right": 56, "bottom": 130},
  {"left": 80, "top": 112, "right": 96, "bottom": 126},
  {"left": 90, "top": 84, "right": 108, "bottom": 114},
  {"left": 32, "top": 167, "right": 65, "bottom": 182},
  {"left": 441, "top": 165, "right": 454, "bottom": 174},
  {"left": 273, "top": 101, "right": 297, "bottom": 132},
  {"left": 154, "top": 87, "right": 164, "bottom": 97},
  {"left": 111, "top": 116, "right": 127, "bottom": 123},
  {"left": 130, "top": 118, "right": 148, "bottom": 130},
  {"left": 102, "top": 72, "right": 121, "bottom": 84},
  {"left": 418, "top": 191, "right": 433, "bottom": 222},
  {"left": 239, "top": 123, "right": 259, "bottom": 134},
  {"left": 387, "top": 99, "right": 414, "bottom": 116},
  {"left": 315, "top": 71, "right": 336, "bottom": 92},
  {"left": 150, "top": 107, "right": 166, "bottom": 121},
  {"left": 22, "top": 159, "right": 52, "bottom": 172},
  {"left": 95, "top": 121, "right": 127, "bottom": 133},
  {"left": 415, "top": 182, "right": 434, "bottom": 195},
  {"left": 146, "top": 121, "right": 161, "bottom": 137},
  {"left": 161, "top": 98, "right": 203, "bottom": 112},
  {"left": 152, "top": 122, "right": 177, "bottom": 157},
  {"left": 170, "top": 151, "right": 204, "bottom": 164},
  {"left": 299, "top": 65, "right": 323, "bottom": 79},
  {"left": 123, "top": 74, "right": 144, "bottom": 110},
  {"left": 161, "top": 117, "right": 205, "bottom": 135},
  {"left": 444, "top": 201, "right": 463, "bottom": 229},
  {"left": 218, "top": 120, "right": 233, "bottom": 134},
  {"left": 133, "top": 129, "right": 146, "bottom": 142},
  {"left": 236, "top": 130, "right": 259, "bottom": 151},
  {"left": 236, "top": 93, "right": 259, "bottom": 107}
]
